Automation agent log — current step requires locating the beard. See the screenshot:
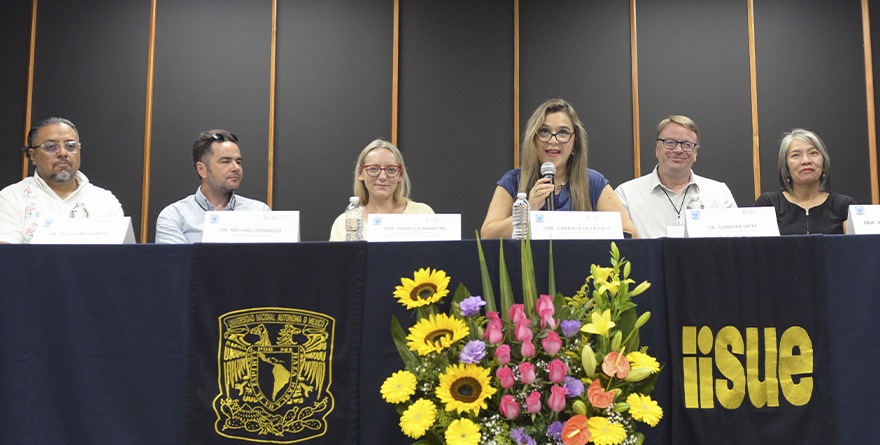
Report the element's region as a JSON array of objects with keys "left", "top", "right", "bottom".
[{"left": 50, "top": 170, "right": 75, "bottom": 183}]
